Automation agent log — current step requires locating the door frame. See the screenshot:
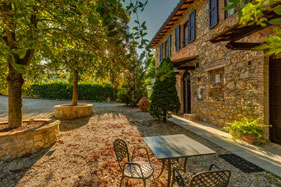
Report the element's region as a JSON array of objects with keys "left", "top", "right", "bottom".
[
  {"left": 269, "top": 56, "right": 281, "bottom": 144},
  {"left": 183, "top": 71, "right": 191, "bottom": 113}
]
